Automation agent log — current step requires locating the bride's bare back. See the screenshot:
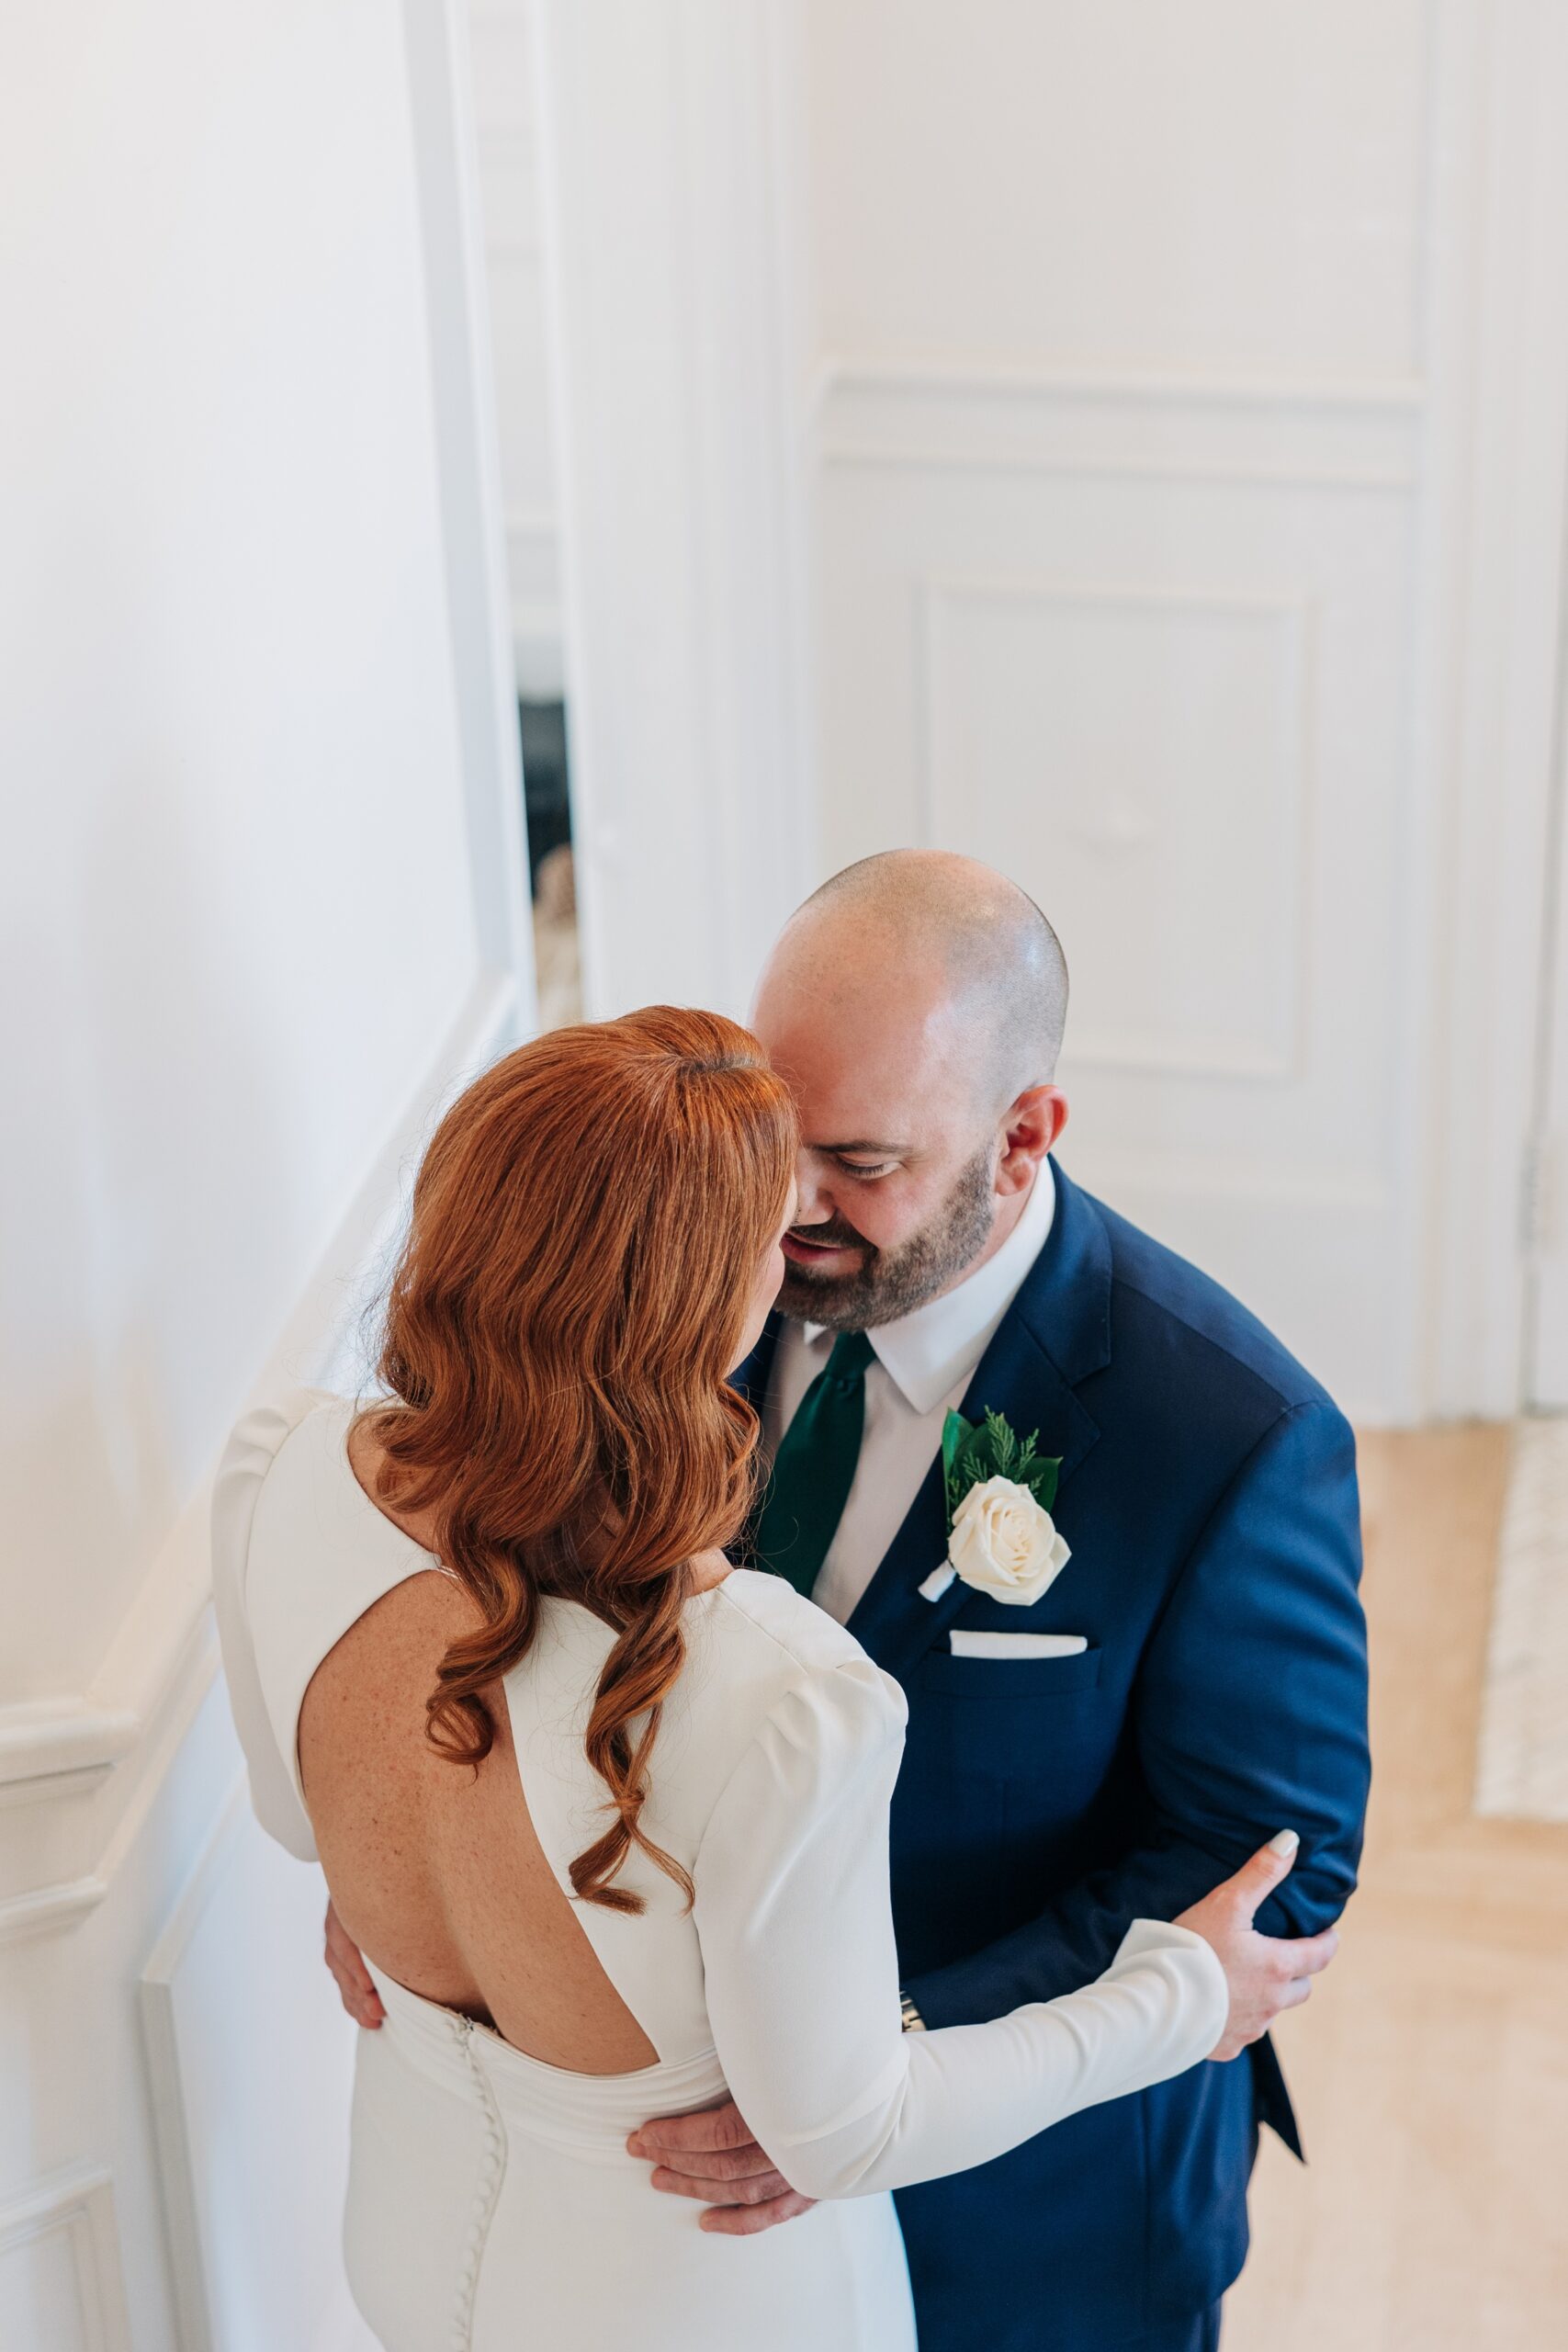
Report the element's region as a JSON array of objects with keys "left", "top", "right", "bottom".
[{"left": 296, "top": 1431, "right": 660, "bottom": 2074}]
